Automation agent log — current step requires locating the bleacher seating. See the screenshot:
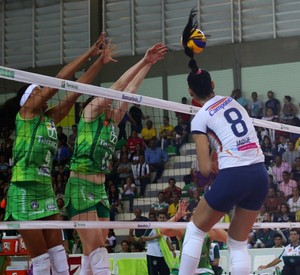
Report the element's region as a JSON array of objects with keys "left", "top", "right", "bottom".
[{"left": 116, "top": 142, "right": 196, "bottom": 220}]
